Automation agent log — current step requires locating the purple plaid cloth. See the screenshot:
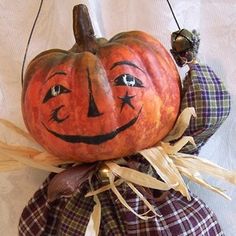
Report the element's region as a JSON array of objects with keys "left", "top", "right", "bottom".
[
  {"left": 19, "top": 157, "right": 224, "bottom": 236},
  {"left": 180, "top": 63, "right": 231, "bottom": 154}
]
